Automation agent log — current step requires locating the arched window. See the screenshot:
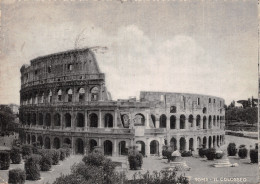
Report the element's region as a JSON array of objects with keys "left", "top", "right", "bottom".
[
  {"left": 104, "top": 113, "right": 113, "bottom": 128},
  {"left": 170, "top": 106, "right": 176, "bottom": 113},
  {"left": 170, "top": 115, "right": 176, "bottom": 129},
  {"left": 65, "top": 113, "right": 71, "bottom": 127},
  {"left": 57, "top": 89, "right": 62, "bottom": 102},
  {"left": 151, "top": 114, "right": 156, "bottom": 128},
  {"left": 89, "top": 113, "right": 98, "bottom": 127},
  {"left": 78, "top": 88, "right": 85, "bottom": 102},
  {"left": 39, "top": 113, "right": 43, "bottom": 125},
  {"left": 90, "top": 87, "right": 99, "bottom": 101},
  {"left": 180, "top": 115, "right": 185, "bottom": 129},
  {"left": 196, "top": 115, "right": 201, "bottom": 127},
  {"left": 203, "top": 107, "right": 207, "bottom": 114},
  {"left": 203, "top": 116, "right": 207, "bottom": 129},
  {"left": 188, "top": 115, "right": 193, "bottom": 128},
  {"left": 159, "top": 114, "right": 167, "bottom": 128},
  {"left": 67, "top": 89, "right": 73, "bottom": 102},
  {"left": 77, "top": 113, "right": 84, "bottom": 127},
  {"left": 134, "top": 113, "right": 145, "bottom": 126},
  {"left": 209, "top": 116, "right": 212, "bottom": 129},
  {"left": 45, "top": 113, "right": 51, "bottom": 127},
  {"left": 32, "top": 113, "right": 36, "bottom": 125},
  {"left": 54, "top": 113, "right": 61, "bottom": 126}
]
